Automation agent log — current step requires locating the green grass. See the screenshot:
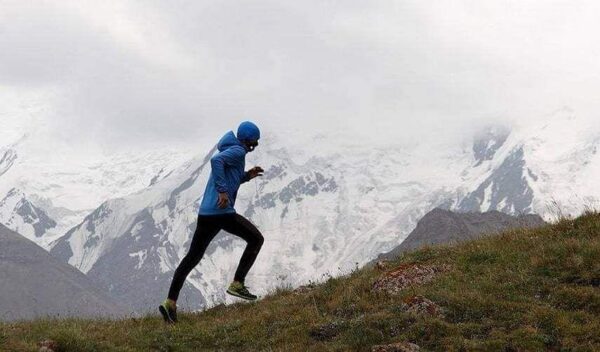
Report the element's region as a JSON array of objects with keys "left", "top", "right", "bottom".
[{"left": 2, "top": 212, "right": 600, "bottom": 351}]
